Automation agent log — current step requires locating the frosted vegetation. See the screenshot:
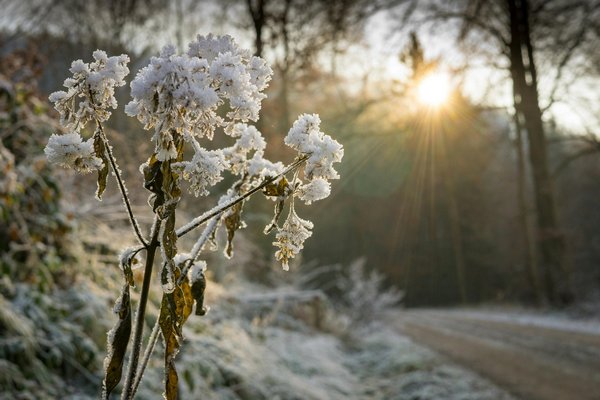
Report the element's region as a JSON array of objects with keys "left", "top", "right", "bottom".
[
  {"left": 43, "top": 34, "right": 343, "bottom": 399},
  {"left": 0, "top": 257, "right": 513, "bottom": 400}
]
